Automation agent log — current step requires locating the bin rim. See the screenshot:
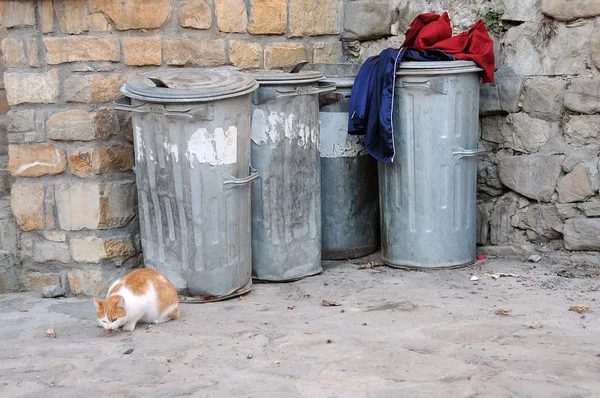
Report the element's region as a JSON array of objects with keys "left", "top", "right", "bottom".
[
  {"left": 120, "top": 68, "right": 259, "bottom": 103},
  {"left": 251, "top": 69, "right": 324, "bottom": 85},
  {"left": 396, "top": 60, "right": 483, "bottom": 76},
  {"left": 319, "top": 76, "right": 355, "bottom": 89}
]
